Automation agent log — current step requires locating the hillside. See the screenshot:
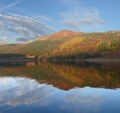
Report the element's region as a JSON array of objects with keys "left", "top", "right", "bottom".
[
  {"left": 37, "top": 30, "right": 84, "bottom": 40},
  {"left": 0, "top": 30, "right": 120, "bottom": 60}
]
